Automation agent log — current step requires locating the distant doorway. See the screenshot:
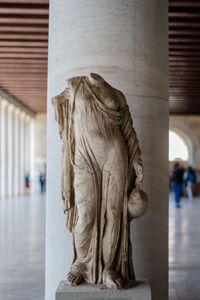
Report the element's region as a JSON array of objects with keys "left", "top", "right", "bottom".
[{"left": 169, "top": 130, "right": 189, "bottom": 163}]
